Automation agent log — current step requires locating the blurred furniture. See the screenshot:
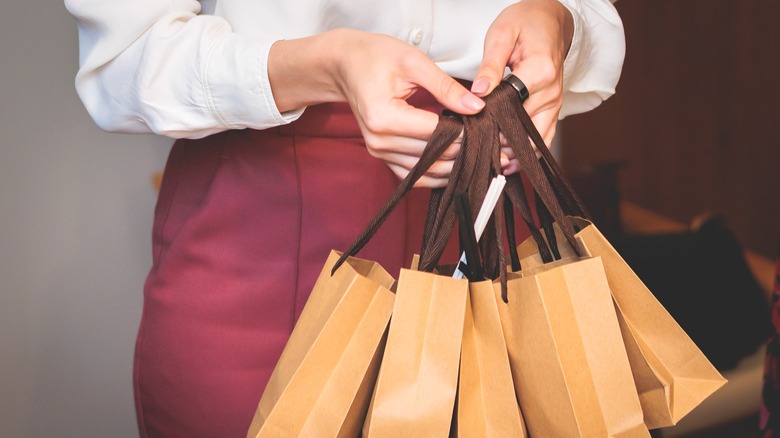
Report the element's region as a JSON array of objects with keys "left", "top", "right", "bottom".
[{"left": 621, "top": 203, "right": 775, "bottom": 300}]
